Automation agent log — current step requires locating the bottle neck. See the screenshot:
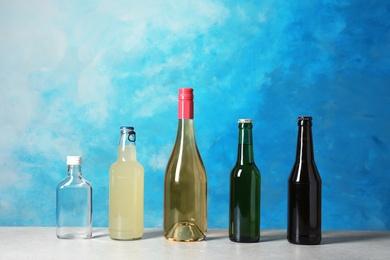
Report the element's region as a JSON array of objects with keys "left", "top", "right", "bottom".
[
  {"left": 68, "top": 165, "right": 82, "bottom": 176},
  {"left": 236, "top": 123, "right": 255, "bottom": 164},
  {"left": 295, "top": 123, "right": 315, "bottom": 162},
  {"left": 118, "top": 132, "right": 137, "bottom": 161},
  {"left": 175, "top": 119, "right": 196, "bottom": 146},
  {"left": 178, "top": 98, "right": 194, "bottom": 119},
  {"left": 176, "top": 88, "right": 197, "bottom": 145}
]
